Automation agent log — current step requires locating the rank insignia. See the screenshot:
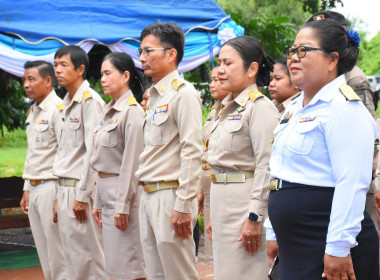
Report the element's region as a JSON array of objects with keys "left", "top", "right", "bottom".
[
  {"left": 108, "top": 118, "right": 117, "bottom": 124},
  {"left": 237, "top": 106, "right": 245, "bottom": 113},
  {"left": 153, "top": 104, "right": 168, "bottom": 120},
  {"left": 228, "top": 113, "right": 242, "bottom": 120},
  {"left": 299, "top": 115, "right": 316, "bottom": 123},
  {"left": 280, "top": 111, "right": 293, "bottom": 124},
  {"left": 70, "top": 117, "right": 80, "bottom": 123},
  {"left": 100, "top": 120, "right": 104, "bottom": 125},
  {"left": 38, "top": 119, "right": 48, "bottom": 124}
]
